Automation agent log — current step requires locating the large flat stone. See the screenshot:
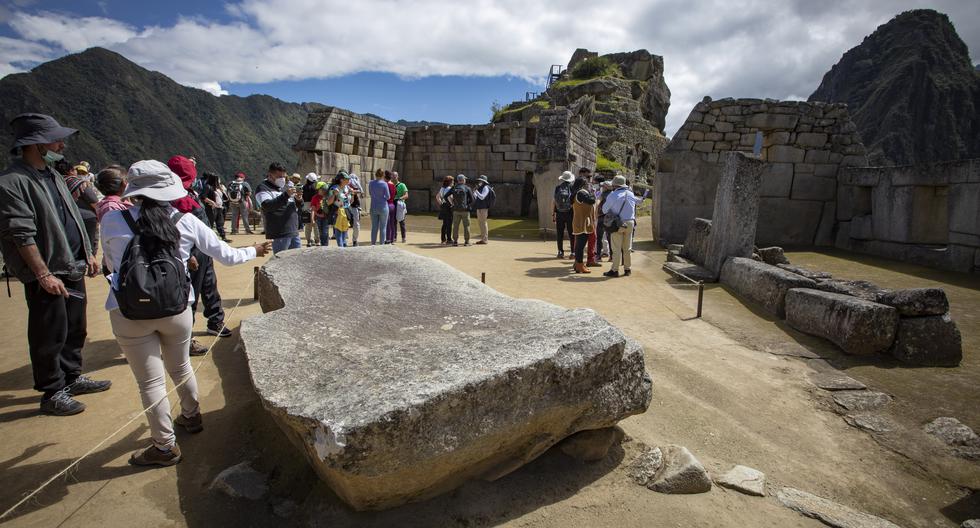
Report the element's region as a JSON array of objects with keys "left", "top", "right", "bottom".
[
  {"left": 720, "top": 258, "right": 817, "bottom": 317},
  {"left": 679, "top": 217, "right": 711, "bottom": 266},
  {"left": 242, "top": 246, "right": 653, "bottom": 511},
  {"left": 890, "top": 314, "right": 963, "bottom": 367},
  {"left": 703, "top": 152, "right": 764, "bottom": 276},
  {"left": 785, "top": 289, "right": 898, "bottom": 355},
  {"left": 777, "top": 487, "right": 901, "bottom": 528},
  {"left": 715, "top": 465, "right": 766, "bottom": 496}
]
